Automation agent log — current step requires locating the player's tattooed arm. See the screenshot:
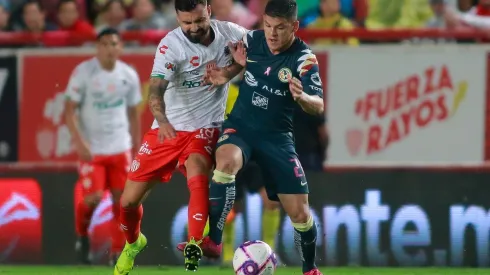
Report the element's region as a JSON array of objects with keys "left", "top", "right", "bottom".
[{"left": 148, "top": 77, "right": 170, "bottom": 124}]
